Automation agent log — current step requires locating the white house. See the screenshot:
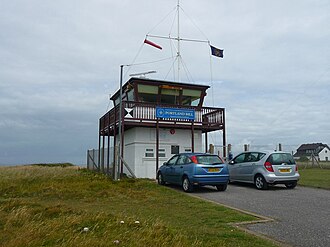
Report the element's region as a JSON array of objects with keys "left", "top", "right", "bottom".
[{"left": 318, "top": 146, "right": 330, "bottom": 161}]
